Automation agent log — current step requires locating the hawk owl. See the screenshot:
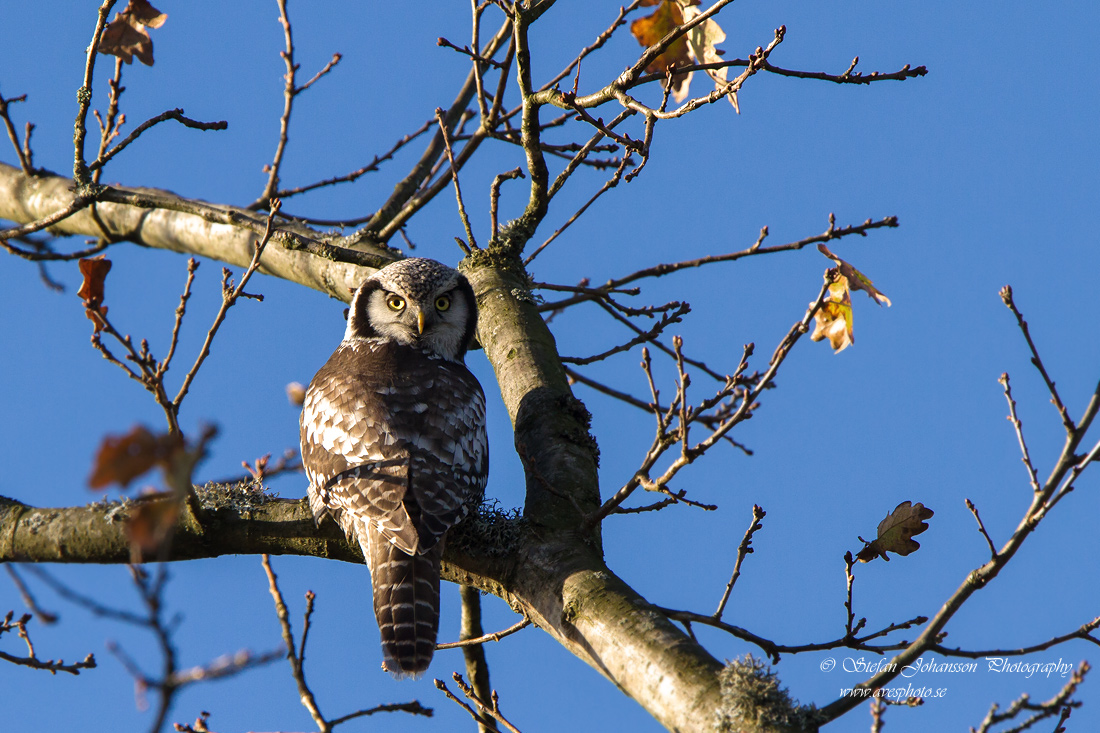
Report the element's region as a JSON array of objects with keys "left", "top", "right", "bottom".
[{"left": 299, "top": 257, "right": 488, "bottom": 677}]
